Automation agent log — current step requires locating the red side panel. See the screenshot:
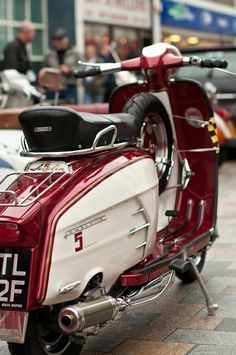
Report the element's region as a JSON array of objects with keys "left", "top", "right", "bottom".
[{"left": 166, "top": 79, "right": 218, "bottom": 243}]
